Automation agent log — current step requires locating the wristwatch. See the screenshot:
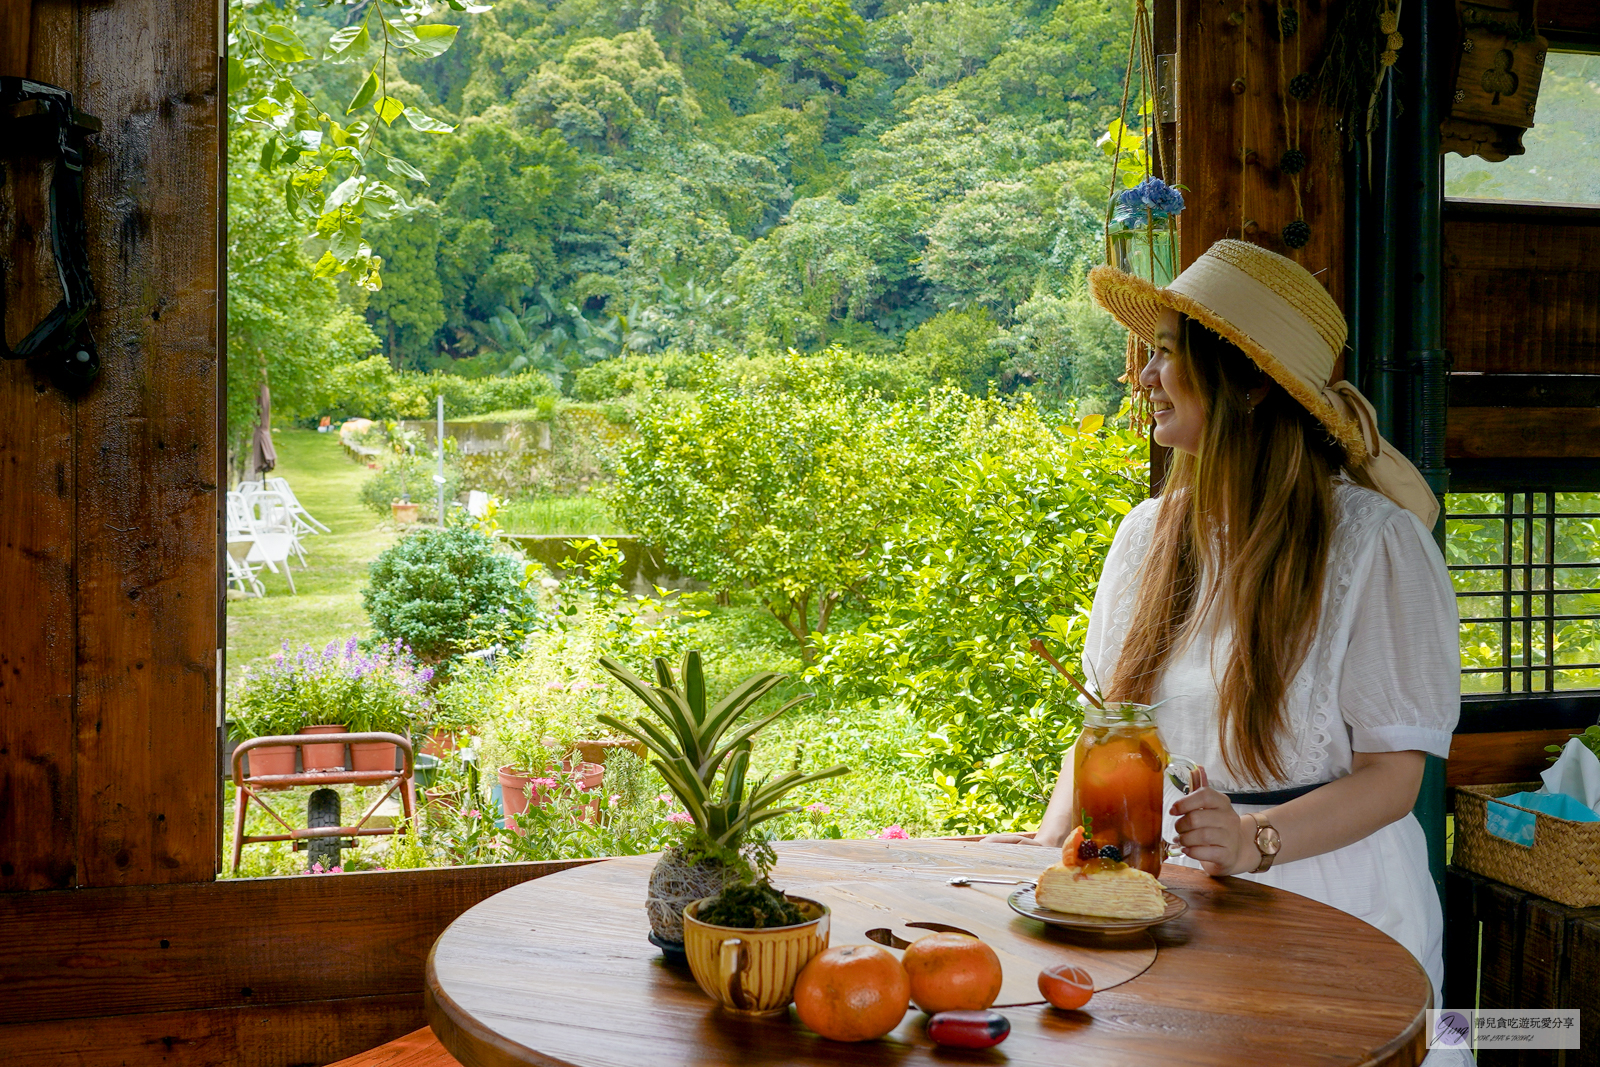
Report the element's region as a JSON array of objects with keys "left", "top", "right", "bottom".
[{"left": 1249, "top": 812, "right": 1281, "bottom": 873}]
